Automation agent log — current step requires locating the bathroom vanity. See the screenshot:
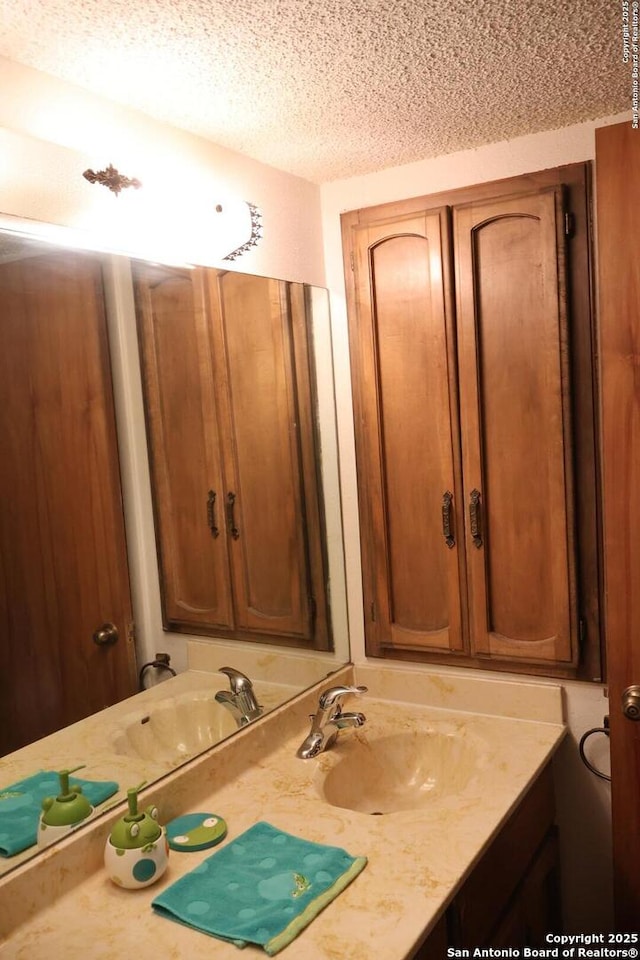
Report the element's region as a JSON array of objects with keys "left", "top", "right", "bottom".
[{"left": 0, "top": 665, "right": 565, "bottom": 959}]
